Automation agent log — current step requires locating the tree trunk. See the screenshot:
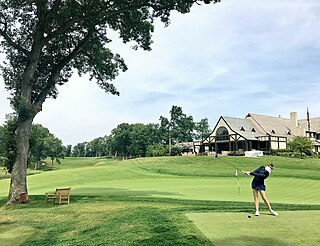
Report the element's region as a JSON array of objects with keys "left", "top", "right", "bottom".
[
  {"left": 7, "top": 56, "right": 39, "bottom": 204},
  {"left": 169, "top": 137, "right": 172, "bottom": 156},
  {"left": 7, "top": 117, "right": 33, "bottom": 204},
  {"left": 35, "top": 160, "right": 39, "bottom": 170},
  {"left": 5, "top": 21, "right": 45, "bottom": 204}
]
